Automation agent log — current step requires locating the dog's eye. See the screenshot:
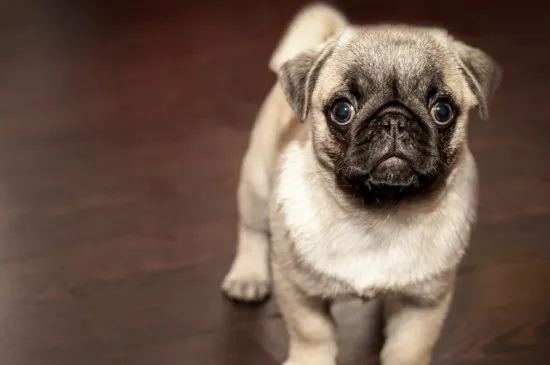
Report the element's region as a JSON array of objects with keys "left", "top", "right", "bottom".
[
  {"left": 330, "top": 100, "right": 354, "bottom": 125},
  {"left": 430, "top": 100, "right": 455, "bottom": 125}
]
